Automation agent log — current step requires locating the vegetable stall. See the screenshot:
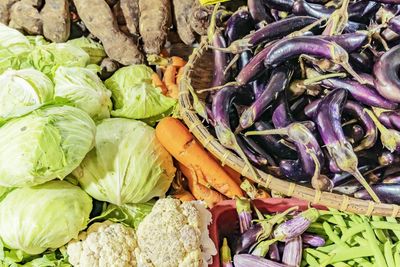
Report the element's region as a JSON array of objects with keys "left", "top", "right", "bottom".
[{"left": 0, "top": 0, "right": 400, "bottom": 266}]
